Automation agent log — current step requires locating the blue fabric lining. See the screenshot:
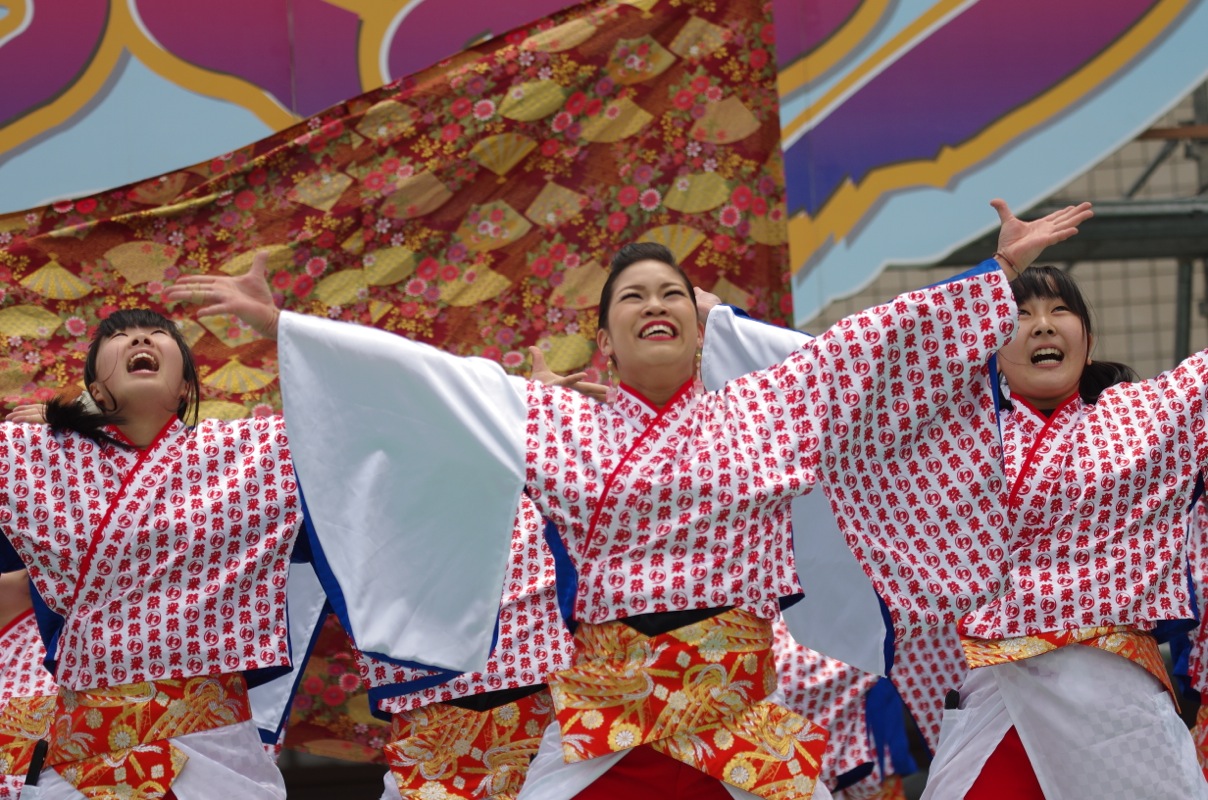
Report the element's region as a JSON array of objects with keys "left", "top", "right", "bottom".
[
  {"left": 540, "top": 514, "right": 579, "bottom": 634},
  {"left": 879, "top": 596, "right": 896, "bottom": 674},
  {"left": 0, "top": 534, "right": 20, "bottom": 573},
  {"left": 29, "top": 580, "right": 62, "bottom": 675},
  {"left": 866, "top": 676, "right": 918, "bottom": 777}
]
